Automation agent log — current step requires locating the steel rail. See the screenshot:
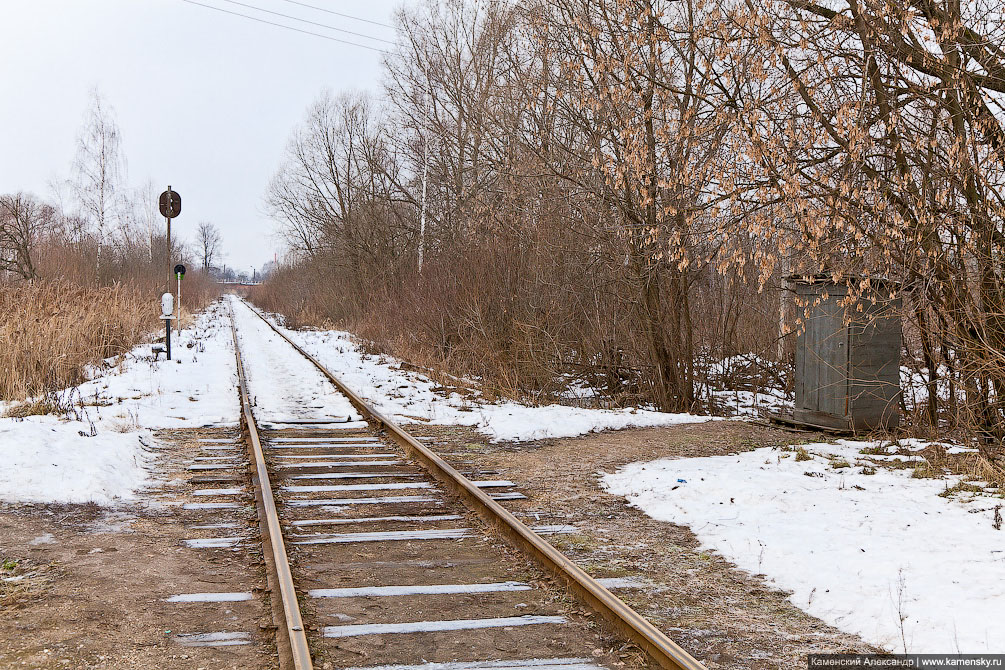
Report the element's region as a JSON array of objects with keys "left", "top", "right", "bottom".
[
  {"left": 239, "top": 298, "right": 707, "bottom": 670},
  {"left": 228, "top": 305, "right": 314, "bottom": 670}
]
